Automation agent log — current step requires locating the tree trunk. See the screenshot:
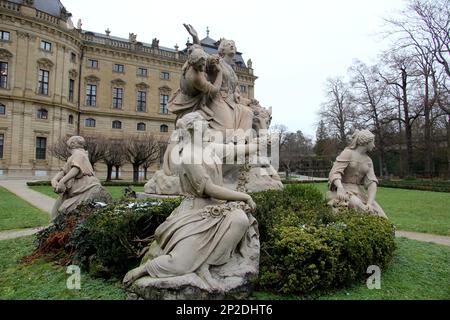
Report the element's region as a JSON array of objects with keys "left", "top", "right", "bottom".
[
  {"left": 106, "top": 164, "right": 113, "bottom": 182},
  {"left": 144, "top": 167, "right": 148, "bottom": 181},
  {"left": 401, "top": 69, "right": 413, "bottom": 177},
  {"left": 447, "top": 117, "right": 450, "bottom": 179},
  {"left": 115, "top": 166, "right": 120, "bottom": 180},
  {"left": 133, "top": 164, "right": 140, "bottom": 183},
  {"left": 423, "top": 73, "right": 433, "bottom": 176}
]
